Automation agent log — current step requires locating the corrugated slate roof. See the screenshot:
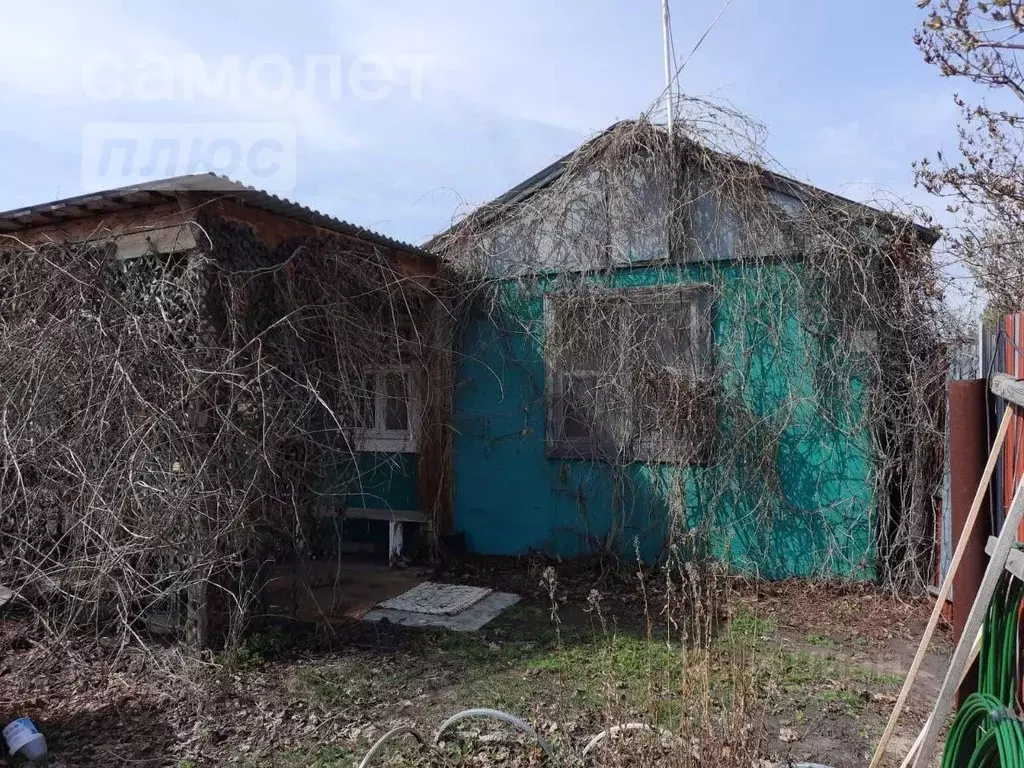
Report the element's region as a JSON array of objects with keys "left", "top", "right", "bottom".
[{"left": 0, "top": 173, "right": 433, "bottom": 258}]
